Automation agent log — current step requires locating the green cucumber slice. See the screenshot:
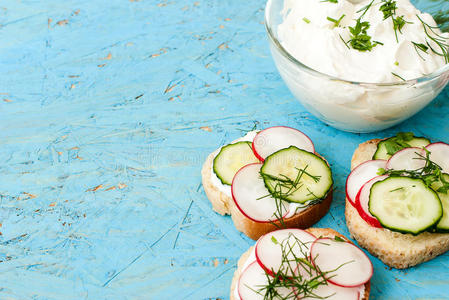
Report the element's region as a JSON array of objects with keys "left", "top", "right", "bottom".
[
  {"left": 373, "top": 134, "right": 430, "bottom": 160},
  {"left": 213, "top": 141, "right": 259, "bottom": 185},
  {"left": 260, "top": 146, "right": 332, "bottom": 204},
  {"left": 369, "top": 177, "right": 442, "bottom": 235},
  {"left": 431, "top": 173, "right": 449, "bottom": 232}
]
